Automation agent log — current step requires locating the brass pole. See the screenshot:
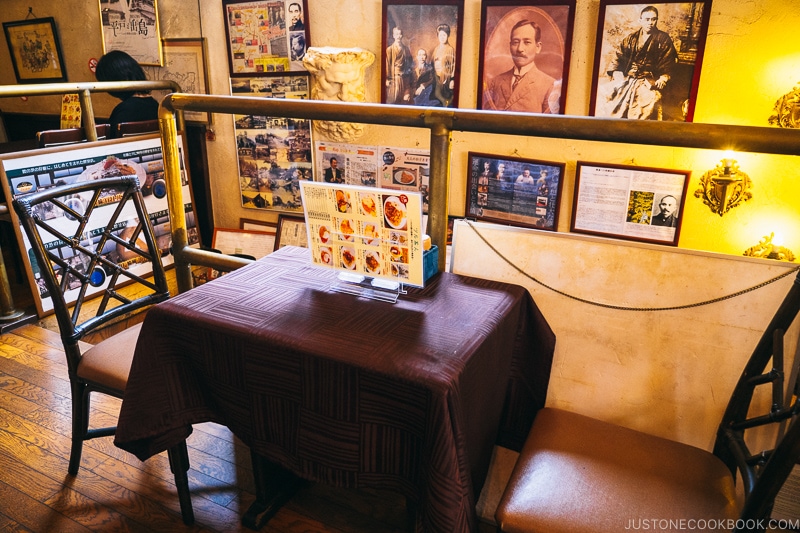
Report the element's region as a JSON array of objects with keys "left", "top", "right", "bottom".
[
  {"left": 425, "top": 110, "right": 454, "bottom": 271},
  {"left": 79, "top": 89, "right": 97, "bottom": 141},
  {"left": 157, "top": 106, "right": 194, "bottom": 294}
]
